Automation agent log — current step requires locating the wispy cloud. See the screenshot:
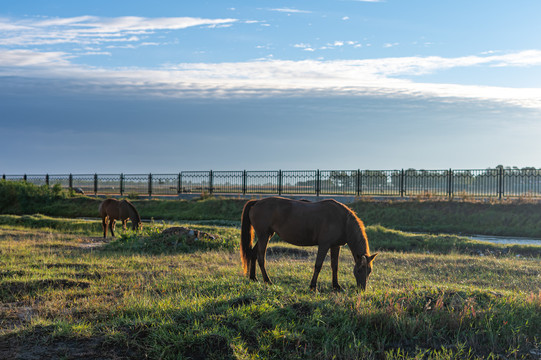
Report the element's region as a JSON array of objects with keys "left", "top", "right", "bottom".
[
  {"left": 0, "top": 16, "right": 238, "bottom": 47},
  {"left": 0, "top": 49, "right": 70, "bottom": 67},
  {"left": 267, "top": 8, "right": 312, "bottom": 14},
  {"left": 1, "top": 49, "right": 541, "bottom": 109},
  {"left": 306, "top": 40, "right": 360, "bottom": 50},
  {"left": 293, "top": 43, "right": 315, "bottom": 51}
]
